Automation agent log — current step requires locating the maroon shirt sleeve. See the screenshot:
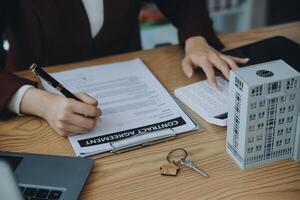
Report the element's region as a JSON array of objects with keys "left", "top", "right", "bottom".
[
  {"left": 0, "top": 70, "right": 37, "bottom": 119},
  {"left": 154, "top": 0, "right": 224, "bottom": 50}
]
